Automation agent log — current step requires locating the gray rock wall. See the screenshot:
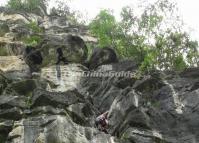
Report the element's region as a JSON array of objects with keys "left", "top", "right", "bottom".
[{"left": 0, "top": 6, "right": 199, "bottom": 143}]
